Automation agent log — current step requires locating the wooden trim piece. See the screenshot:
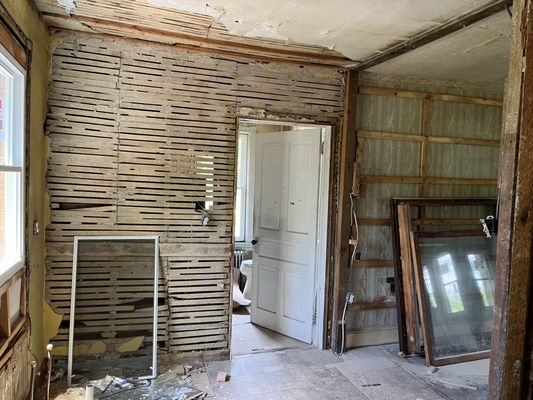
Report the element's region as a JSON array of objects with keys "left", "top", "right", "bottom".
[
  {"left": 0, "top": 2, "right": 29, "bottom": 69},
  {"left": 348, "top": 301, "right": 396, "bottom": 311},
  {"left": 351, "top": 0, "right": 512, "bottom": 71},
  {"left": 398, "top": 204, "right": 419, "bottom": 355},
  {"left": 43, "top": 13, "right": 352, "bottom": 67},
  {"left": 352, "top": 259, "right": 393, "bottom": 268},
  {"left": 0, "top": 22, "right": 27, "bottom": 69},
  {"left": 361, "top": 175, "right": 497, "bottom": 185},
  {"left": 358, "top": 86, "right": 503, "bottom": 107},
  {"left": 332, "top": 69, "right": 358, "bottom": 353},
  {"left": 358, "top": 130, "right": 500, "bottom": 147}
]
